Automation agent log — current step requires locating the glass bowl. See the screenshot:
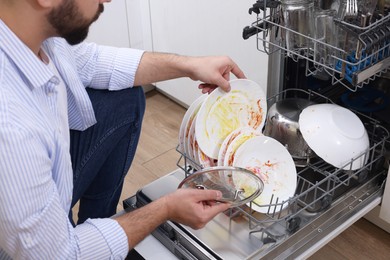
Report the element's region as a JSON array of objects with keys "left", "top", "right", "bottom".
[{"left": 178, "top": 166, "right": 264, "bottom": 207}]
